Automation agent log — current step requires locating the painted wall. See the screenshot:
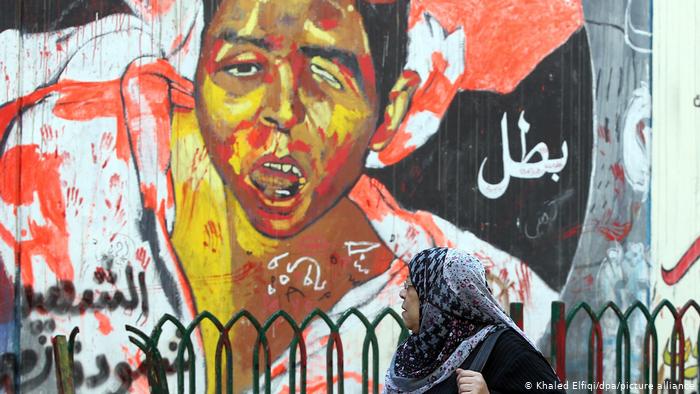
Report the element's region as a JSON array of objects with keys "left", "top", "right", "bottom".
[
  {"left": 0, "top": 0, "right": 689, "bottom": 392},
  {"left": 652, "top": 0, "right": 700, "bottom": 386}
]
